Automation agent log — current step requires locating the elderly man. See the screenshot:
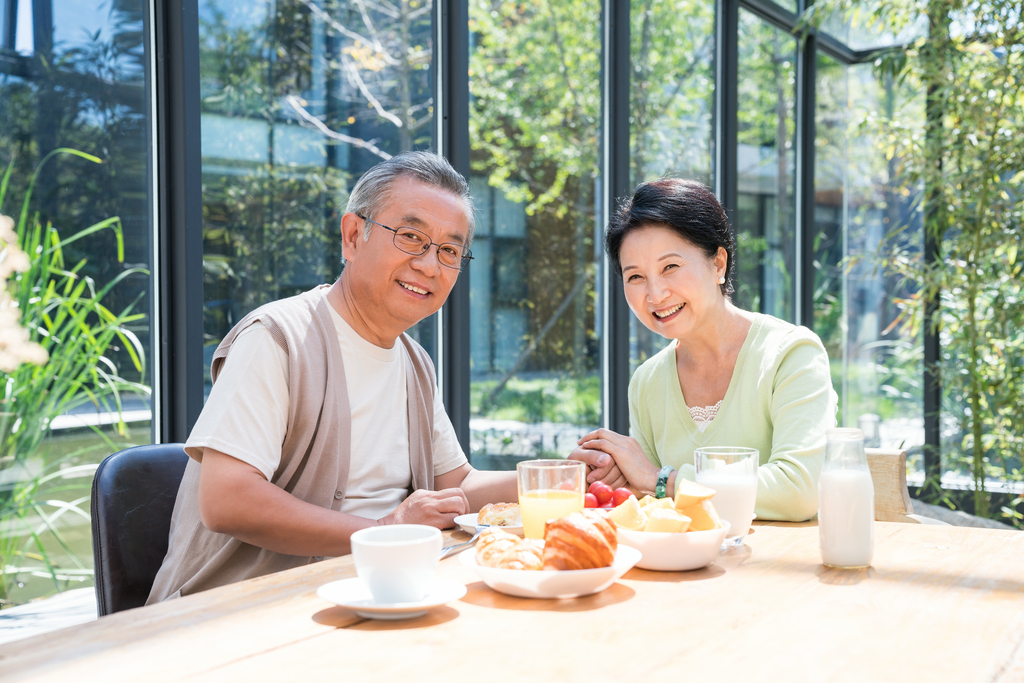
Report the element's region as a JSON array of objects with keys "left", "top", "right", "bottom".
[{"left": 148, "top": 152, "right": 517, "bottom": 602}]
